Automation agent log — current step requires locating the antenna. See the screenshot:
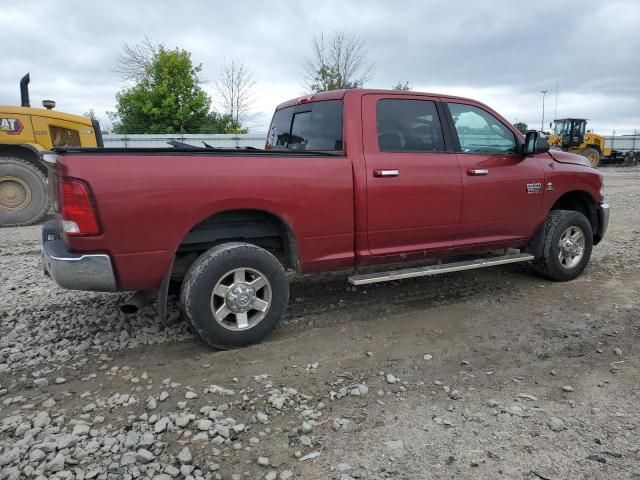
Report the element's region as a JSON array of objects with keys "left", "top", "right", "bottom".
[{"left": 554, "top": 81, "right": 558, "bottom": 121}]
